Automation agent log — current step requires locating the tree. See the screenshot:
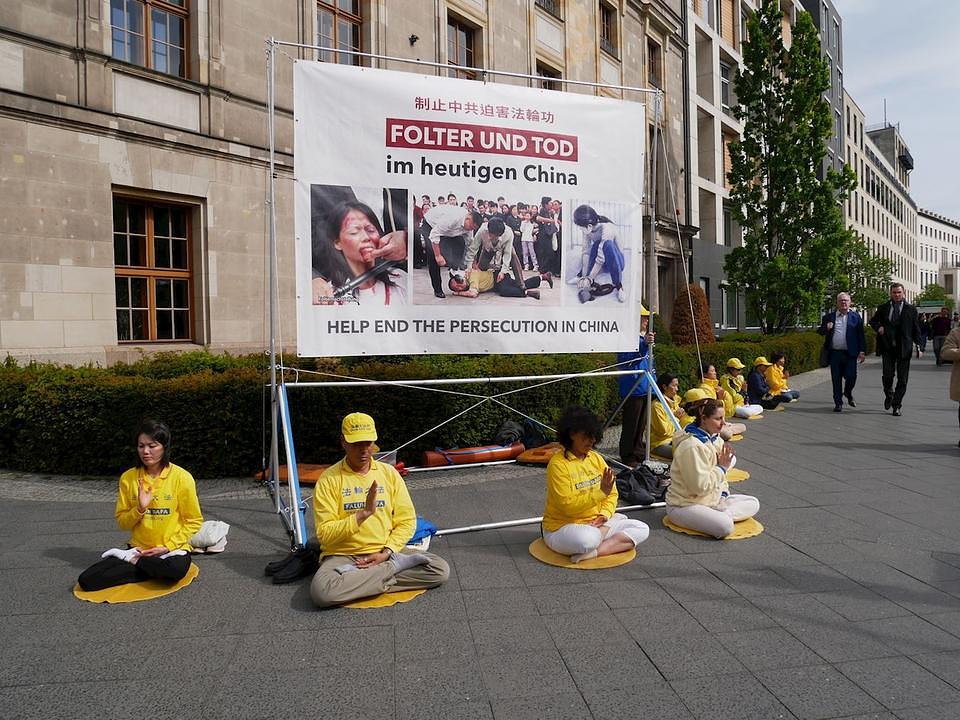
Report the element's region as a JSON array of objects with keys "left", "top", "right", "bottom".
[
  {"left": 724, "top": 2, "right": 856, "bottom": 333},
  {"left": 823, "top": 234, "right": 895, "bottom": 313},
  {"left": 670, "top": 284, "right": 716, "bottom": 345},
  {"left": 915, "top": 283, "right": 955, "bottom": 311}
]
